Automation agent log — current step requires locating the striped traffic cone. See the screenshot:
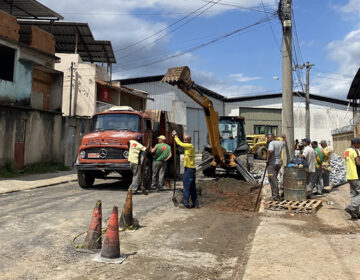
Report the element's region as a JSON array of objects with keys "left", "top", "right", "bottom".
[
  {"left": 119, "top": 190, "right": 133, "bottom": 229},
  {"left": 100, "top": 206, "right": 120, "bottom": 259},
  {"left": 83, "top": 200, "right": 102, "bottom": 249}
]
